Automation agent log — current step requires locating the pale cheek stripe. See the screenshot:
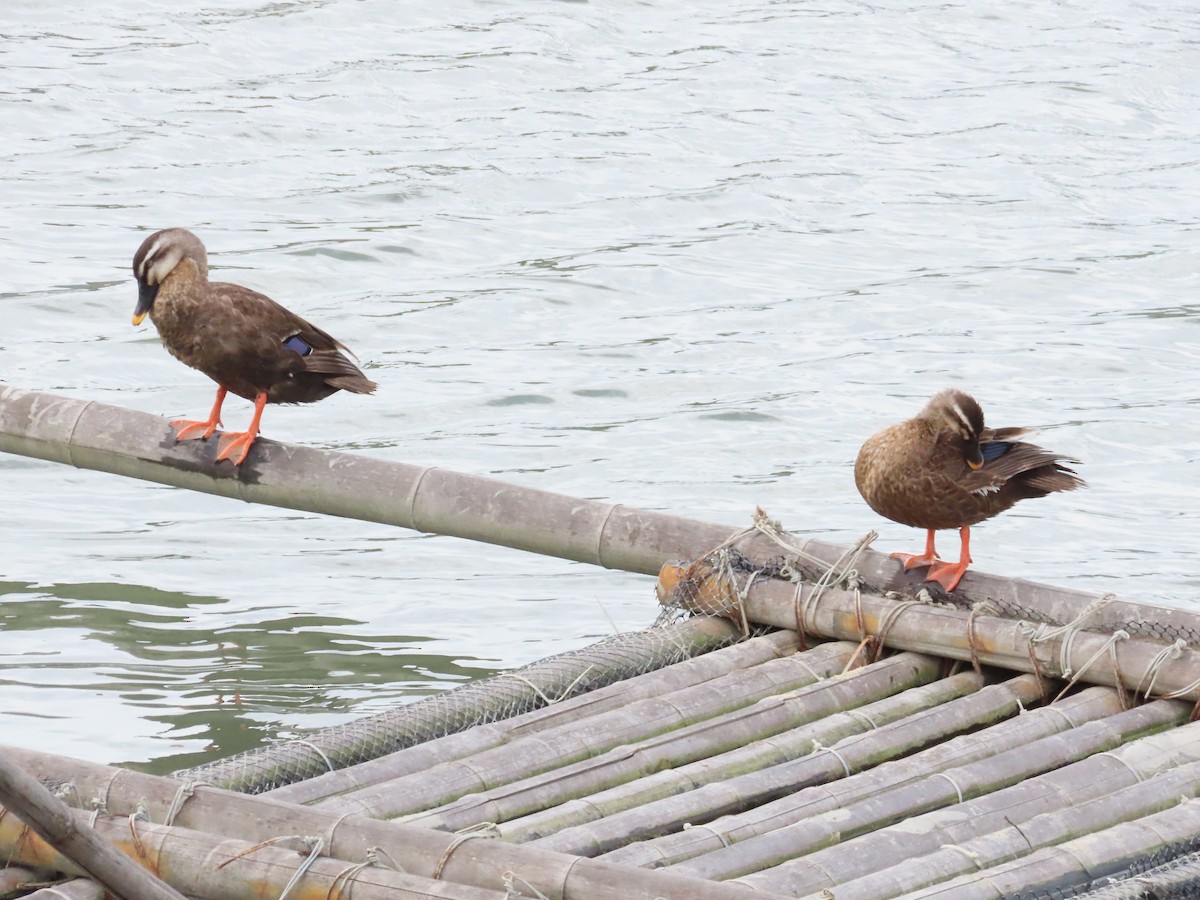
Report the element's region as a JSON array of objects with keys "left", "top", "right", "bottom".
[
  {"left": 136, "top": 237, "right": 165, "bottom": 280},
  {"left": 948, "top": 401, "right": 974, "bottom": 433}
]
